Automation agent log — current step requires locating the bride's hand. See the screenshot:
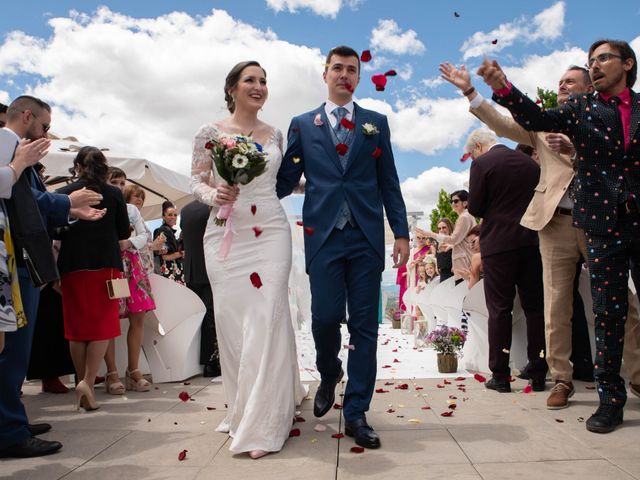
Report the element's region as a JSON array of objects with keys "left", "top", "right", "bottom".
[{"left": 215, "top": 184, "right": 240, "bottom": 206}]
